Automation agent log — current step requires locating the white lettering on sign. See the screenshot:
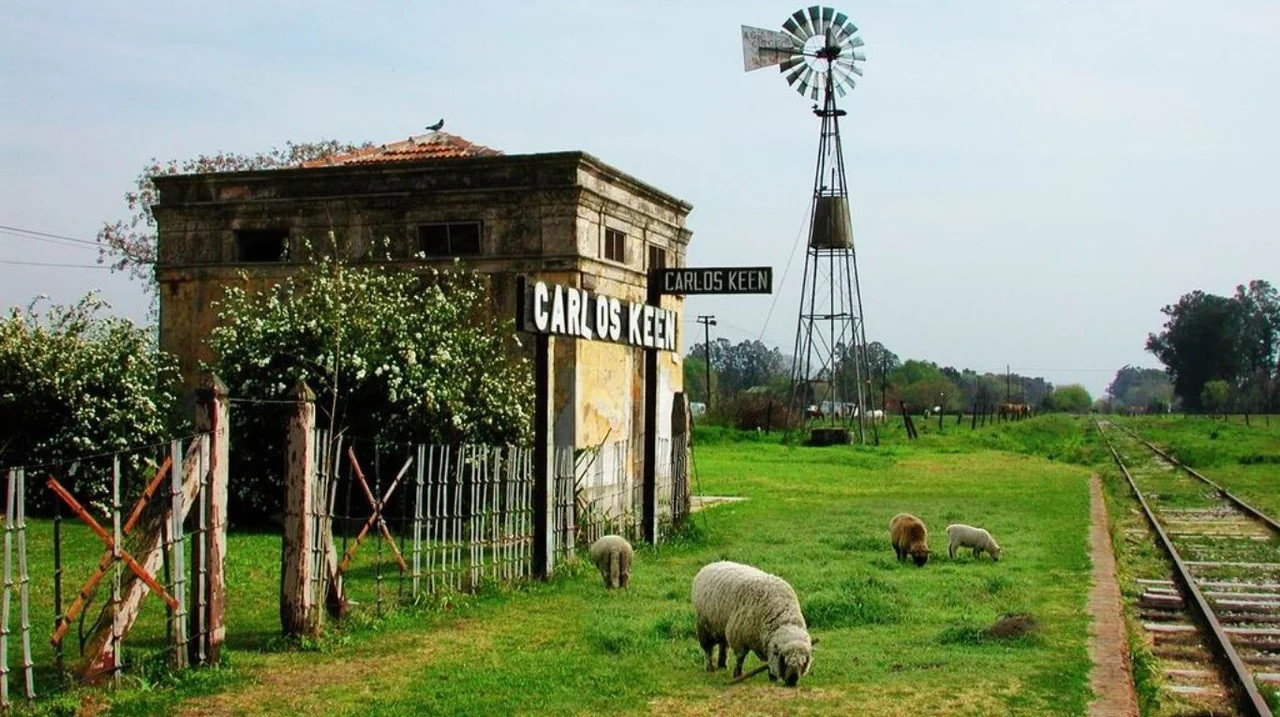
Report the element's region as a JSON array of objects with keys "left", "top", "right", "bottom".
[
  {"left": 628, "top": 302, "right": 643, "bottom": 345},
  {"left": 594, "top": 295, "right": 610, "bottom": 341},
  {"left": 656, "top": 267, "right": 773, "bottom": 295},
  {"left": 549, "top": 284, "right": 566, "bottom": 334},
  {"left": 524, "top": 280, "right": 678, "bottom": 351},
  {"left": 533, "top": 282, "right": 550, "bottom": 332},
  {"left": 607, "top": 298, "right": 622, "bottom": 341},
  {"left": 566, "top": 287, "right": 580, "bottom": 337}
]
